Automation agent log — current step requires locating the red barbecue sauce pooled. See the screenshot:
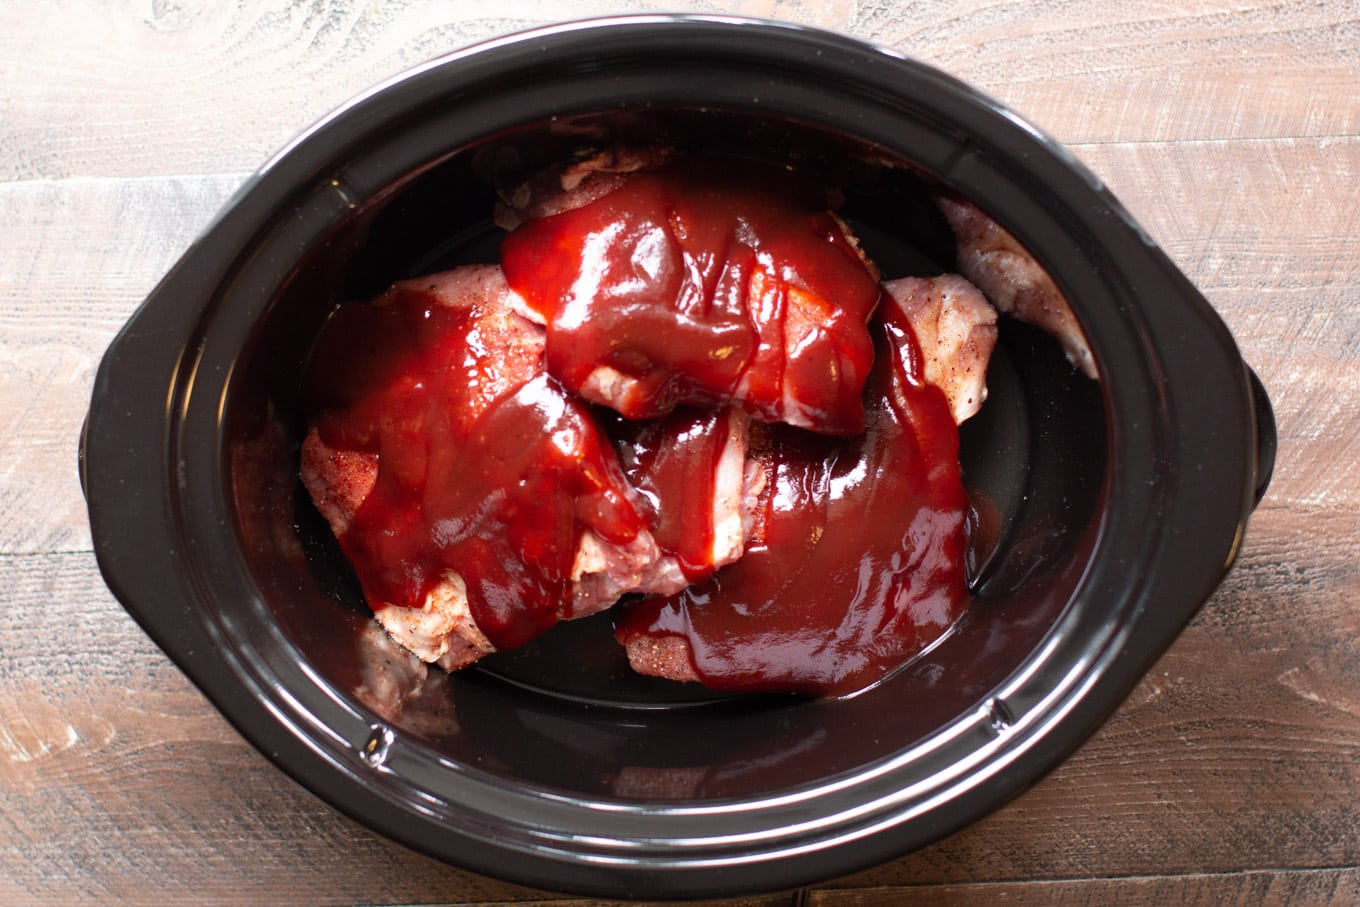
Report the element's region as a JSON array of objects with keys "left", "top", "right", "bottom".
[
  {"left": 499, "top": 155, "right": 881, "bottom": 435},
  {"left": 615, "top": 302, "right": 971, "bottom": 696},
  {"left": 306, "top": 281, "right": 649, "bottom": 650}
]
